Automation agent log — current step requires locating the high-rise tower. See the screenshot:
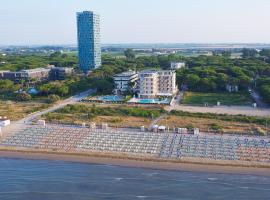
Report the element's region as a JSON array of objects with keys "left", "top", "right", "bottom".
[{"left": 77, "top": 11, "right": 101, "bottom": 72}]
